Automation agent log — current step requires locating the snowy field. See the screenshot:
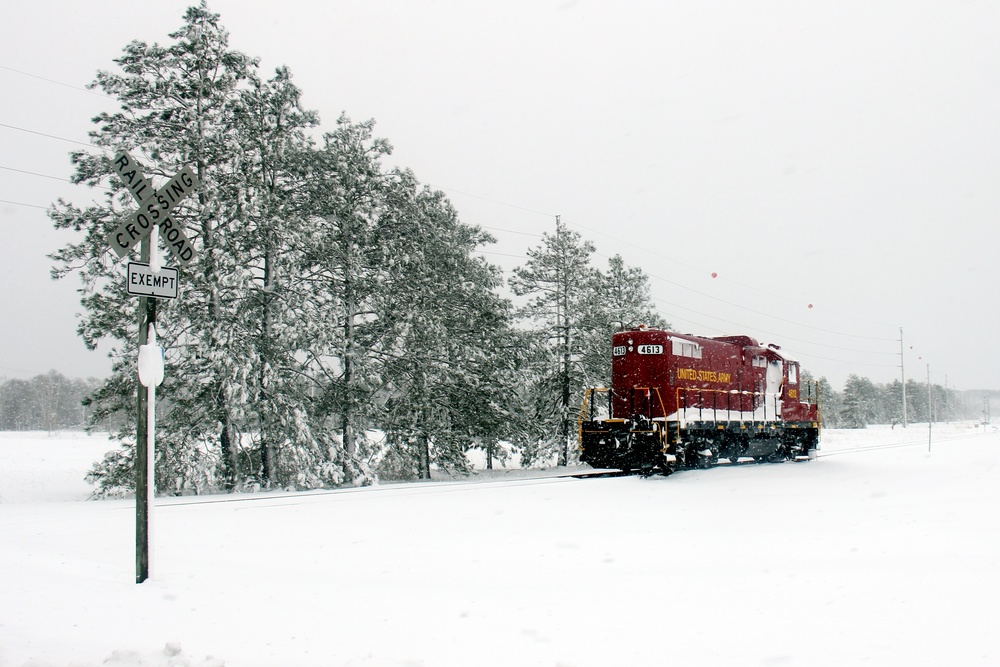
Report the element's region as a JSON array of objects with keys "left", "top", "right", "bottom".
[{"left": 1, "top": 423, "right": 998, "bottom": 667}]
